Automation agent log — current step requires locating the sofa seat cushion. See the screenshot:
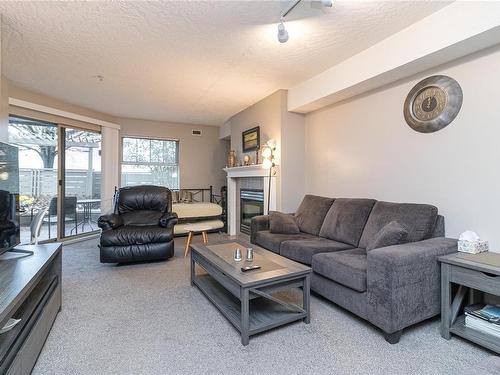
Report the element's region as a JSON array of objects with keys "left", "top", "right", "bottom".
[
  {"left": 294, "top": 195, "right": 334, "bottom": 236},
  {"left": 280, "top": 238, "right": 353, "bottom": 265},
  {"left": 312, "top": 249, "right": 368, "bottom": 292},
  {"left": 100, "top": 225, "right": 173, "bottom": 247},
  {"left": 319, "top": 198, "right": 376, "bottom": 247},
  {"left": 359, "top": 201, "right": 438, "bottom": 249},
  {"left": 254, "top": 230, "right": 316, "bottom": 254}
]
